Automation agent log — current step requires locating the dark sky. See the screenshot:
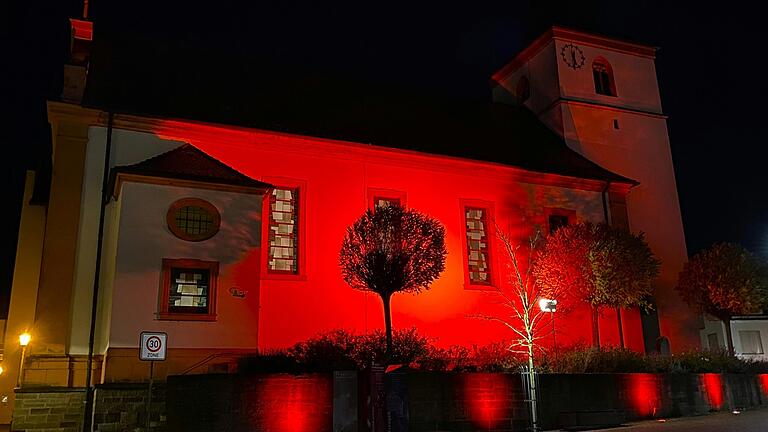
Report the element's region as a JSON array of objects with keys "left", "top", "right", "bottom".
[{"left": 4, "top": 1, "right": 767, "bottom": 313}]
